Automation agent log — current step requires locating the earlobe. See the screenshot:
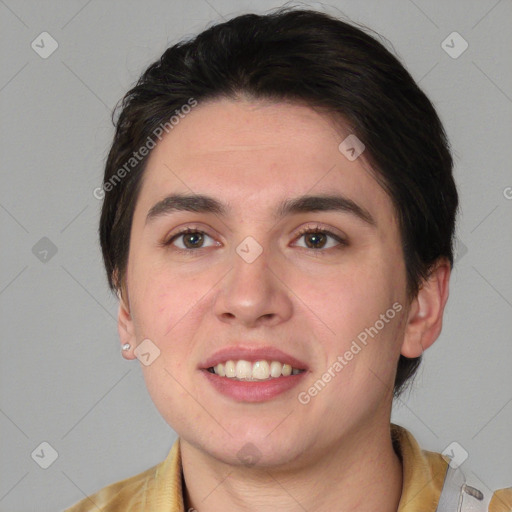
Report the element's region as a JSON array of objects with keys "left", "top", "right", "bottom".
[
  {"left": 400, "top": 259, "right": 451, "bottom": 359},
  {"left": 118, "top": 294, "right": 136, "bottom": 360}
]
